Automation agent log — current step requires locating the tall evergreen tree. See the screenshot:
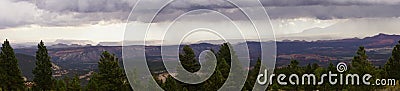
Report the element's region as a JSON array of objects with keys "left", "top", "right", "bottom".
[
  {"left": 179, "top": 45, "right": 200, "bottom": 73},
  {"left": 385, "top": 41, "right": 400, "bottom": 80},
  {"left": 33, "top": 40, "right": 54, "bottom": 90},
  {"left": 202, "top": 49, "right": 225, "bottom": 90},
  {"left": 218, "top": 58, "right": 230, "bottom": 78},
  {"left": 350, "top": 46, "right": 376, "bottom": 90},
  {"left": 351, "top": 46, "right": 375, "bottom": 75},
  {"left": 217, "top": 43, "right": 234, "bottom": 65},
  {"left": 216, "top": 43, "right": 237, "bottom": 78},
  {"left": 0, "top": 39, "right": 25, "bottom": 90},
  {"left": 244, "top": 58, "right": 261, "bottom": 91},
  {"left": 218, "top": 43, "right": 229, "bottom": 59},
  {"left": 351, "top": 46, "right": 374, "bottom": 72},
  {"left": 195, "top": 43, "right": 237, "bottom": 91},
  {"left": 0, "top": 42, "right": 4, "bottom": 91},
  {"left": 219, "top": 43, "right": 245, "bottom": 90},
  {"left": 176, "top": 45, "right": 201, "bottom": 90},
  {"left": 95, "top": 51, "right": 126, "bottom": 91}
]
